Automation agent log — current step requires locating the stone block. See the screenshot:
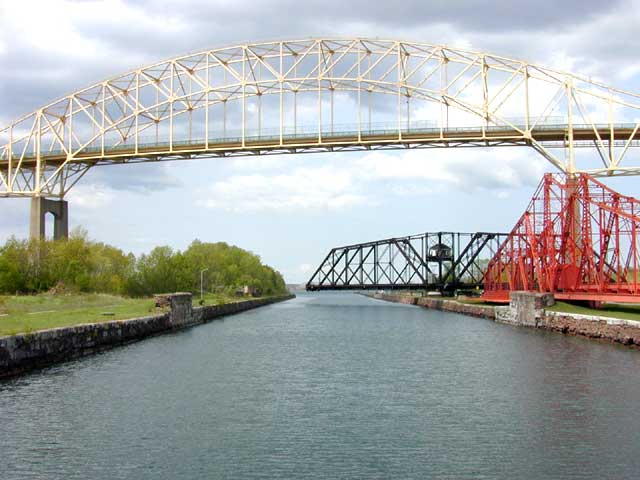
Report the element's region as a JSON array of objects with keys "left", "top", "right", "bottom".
[{"left": 509, "top": 291, "right": 555, "bottom": 327}]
